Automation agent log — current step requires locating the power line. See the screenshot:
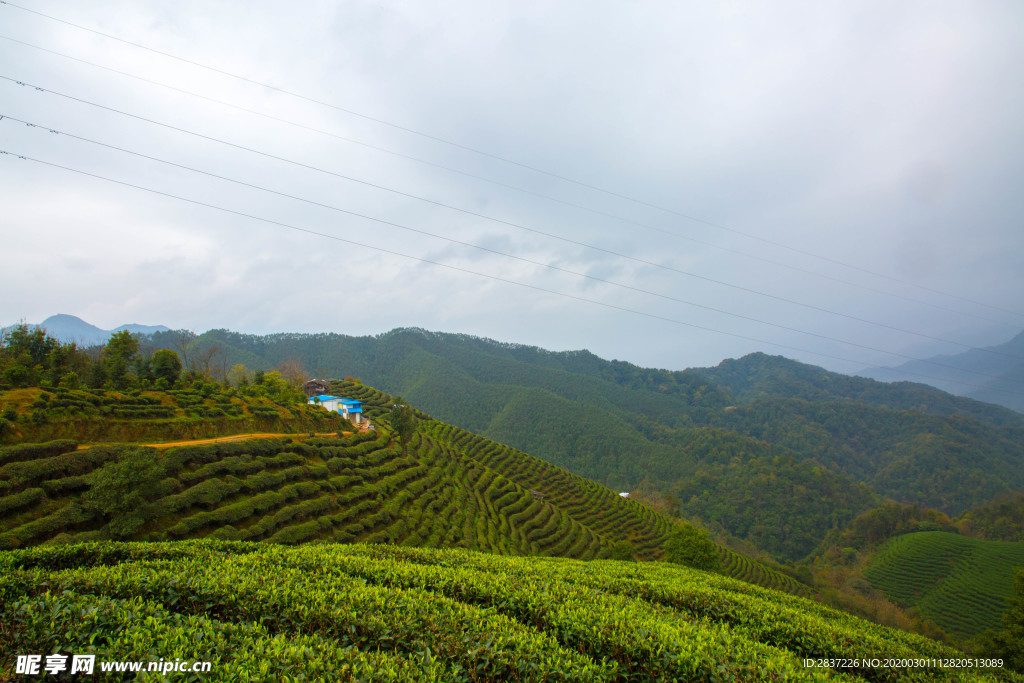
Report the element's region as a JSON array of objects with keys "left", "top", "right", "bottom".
[
  {"left": 0, "top": 32, "right": 1007, "bottom": 332},
  {"left": 3, "top": 143, "right": 1023, "bottom": 399},
  {"left": 7, "top": 111, "right": 1003, "bottom": 369},
  {"left": 3, "top": 0, "right": 1021, "bottom": 320},
  {"left": 4, "top": 144, "right": 1020, "bottom": 397},
  {"left": 4, "top": 74, "right": 1020, "bottom": 366}
]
